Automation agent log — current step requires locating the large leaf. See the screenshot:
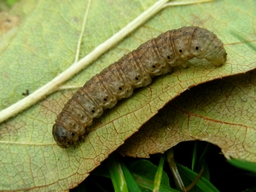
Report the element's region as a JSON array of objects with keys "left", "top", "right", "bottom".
[
  {"left": 119, "top": 70, "right": 256, "bottom": 161},
  {"left": 0, "top": 0, "right": 256, "bottom": 190}
]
